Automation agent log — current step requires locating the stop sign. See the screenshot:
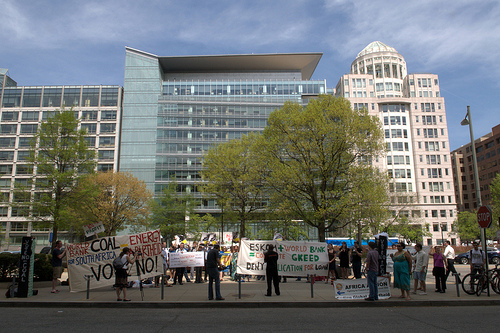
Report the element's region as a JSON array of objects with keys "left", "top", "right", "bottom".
[{"left": 477, "top": 205, "right": 492, "bottom": 228}]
